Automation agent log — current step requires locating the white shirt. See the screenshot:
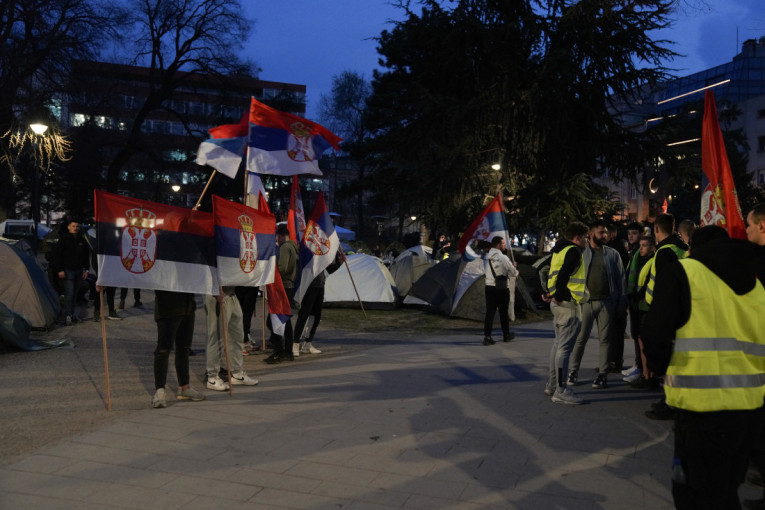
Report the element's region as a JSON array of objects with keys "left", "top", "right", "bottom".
[{"left": 484, "top": 248, "right": 518, "bottom": 286}]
